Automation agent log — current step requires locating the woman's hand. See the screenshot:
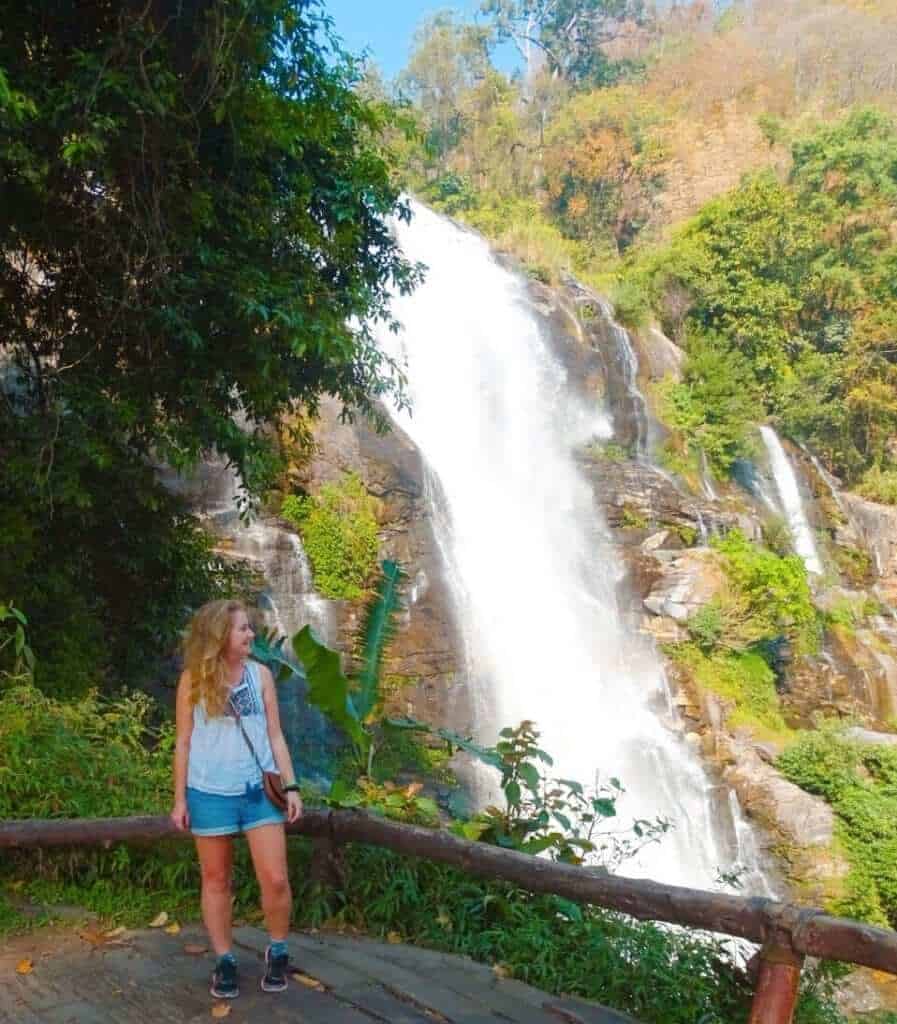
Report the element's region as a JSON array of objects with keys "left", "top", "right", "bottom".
[
  {"left": 170, "top": 798, "right": 190, "bottom": 832},
  {"left": 286, "top": 790, "right": 303, "bottom": 824}
]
